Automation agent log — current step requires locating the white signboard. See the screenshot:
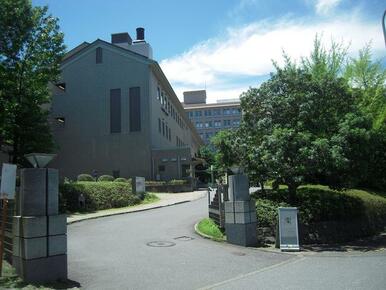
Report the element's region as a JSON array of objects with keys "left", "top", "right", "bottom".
[
  {"left": 0, "top": 163, "right": 17, "bottom": 199},
  {"left": 278, "top": 207, "right": 300, "bottom": 251},
  {"left": 135, "top": 177, "right": 145, "bottom": 193}
]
